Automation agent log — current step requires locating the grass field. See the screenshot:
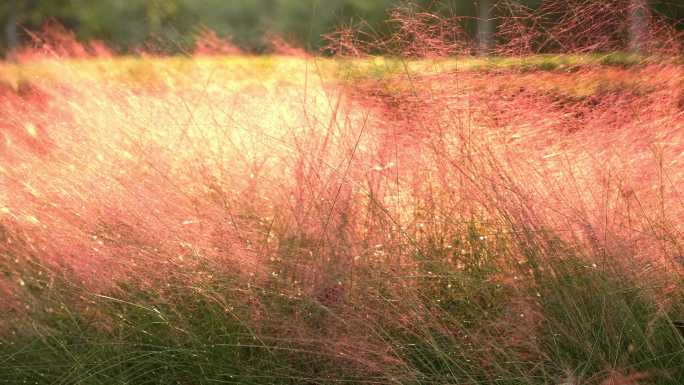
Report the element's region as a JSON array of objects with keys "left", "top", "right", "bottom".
[{"left": 1, "top": 47, "right": 684, "bottom": 385}]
